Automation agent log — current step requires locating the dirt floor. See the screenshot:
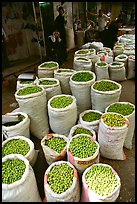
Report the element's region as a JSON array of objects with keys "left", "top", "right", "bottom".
[{"left": 2, "top": 48, "right": 135, "bottom": 202}]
